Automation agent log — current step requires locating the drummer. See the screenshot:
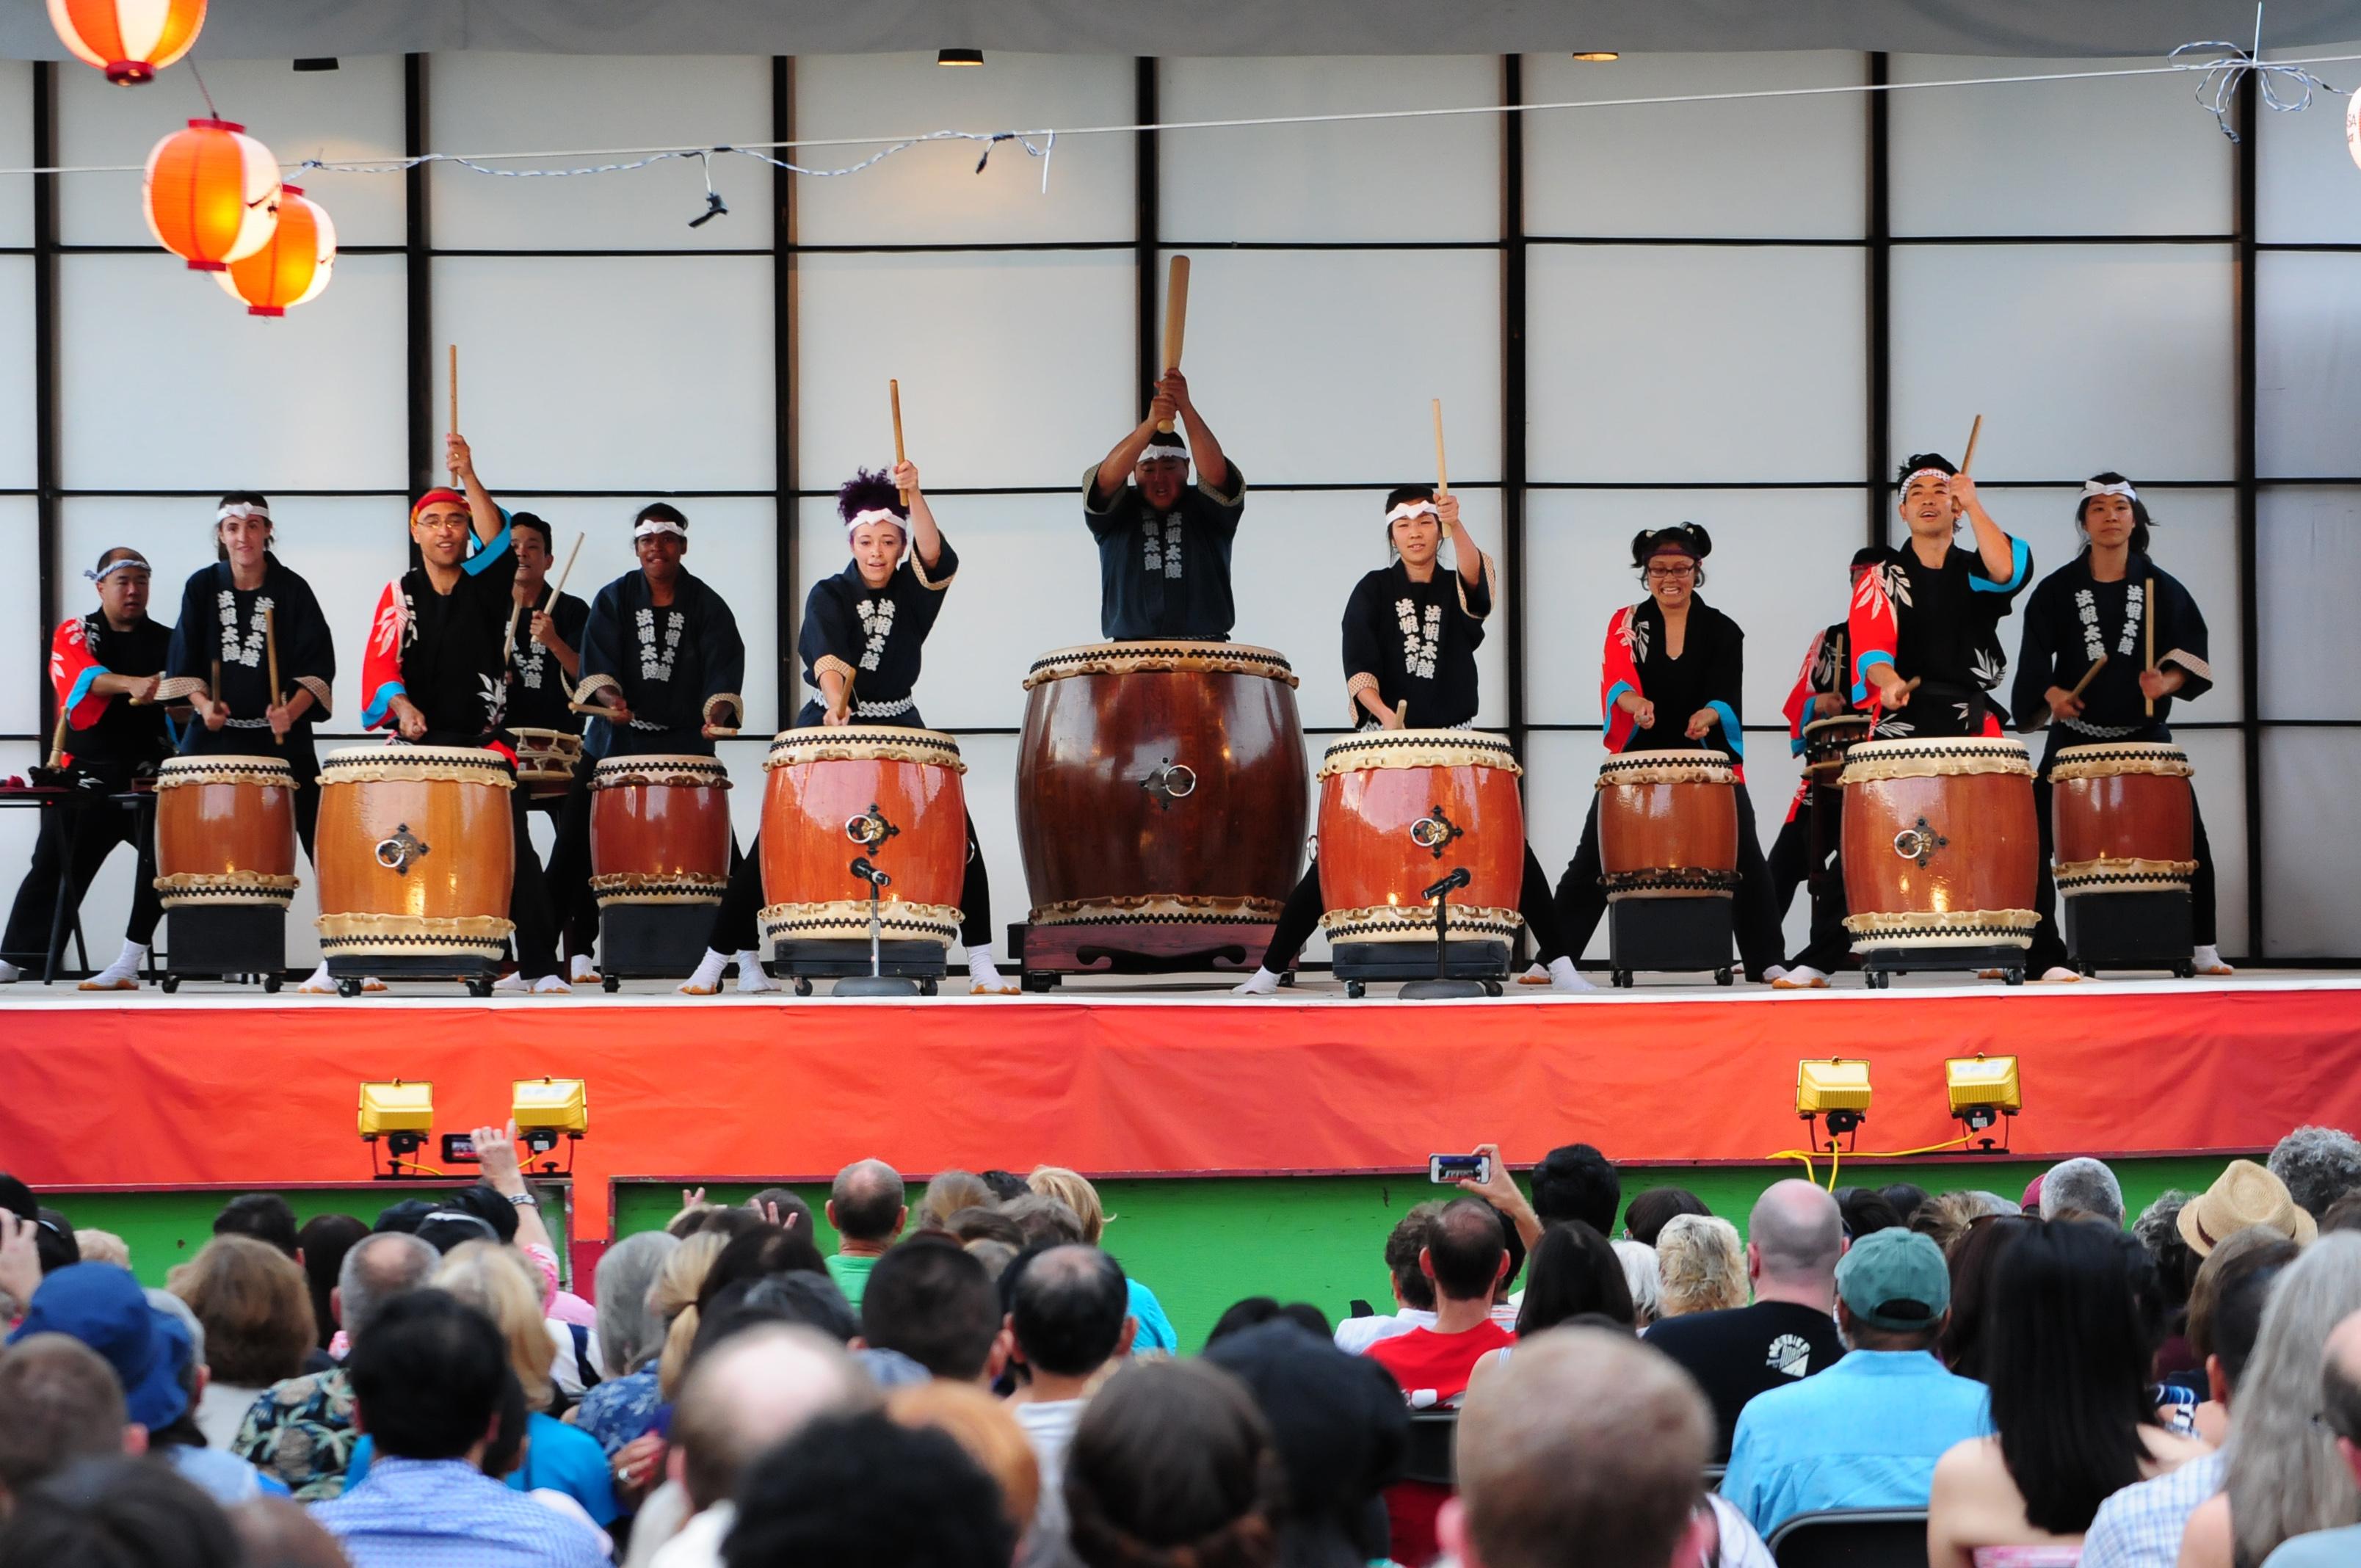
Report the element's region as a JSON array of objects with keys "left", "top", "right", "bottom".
[
  {"left": 356, "top": 433, "right": 567, "bottom": 993},
  {"left": 1084, "top": 369, "right": 1244, "bottom": 639},
  {"left": 1848, "top": 453, "right": 2031, "bottom": 739},
  {"left": 1233, "top": 487, "right": 1589, "bottom": 995},
  {"left": 503, "top": 512, "right": 598, "bottom": 983},
  {"left": 1769, "top": 550, "right": 1880, "bottom": 990},
  {"left": 156, "top": 493, "right": 341, "bottom": 993},
  {"left": 1545, "top": 526, "right": 1785, "bottom": 984},
  {"left": 0, "top": 549, "right": 173, "bottom": 990},
  {"left": 543, "top": 501, "right": 759, "bottom": 993},
  {"left": 2009, "top": 473, "right": 2229, "bottom": 979},
  {"left": 686, "top": 462, "right": 1015, "bottom": 998}
]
